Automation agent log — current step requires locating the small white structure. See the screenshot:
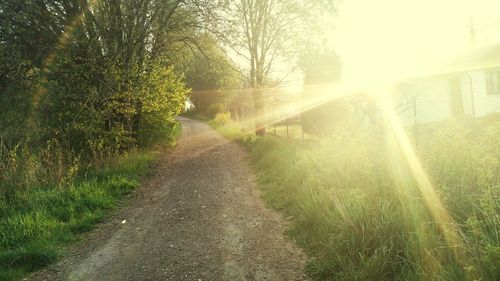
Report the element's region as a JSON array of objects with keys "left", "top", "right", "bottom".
[
  {"left": 184, "top": 98, "right": 195, "bottom": 112},
  {"left": 395, "top": 44, "right": 500, "bottom": 125}
]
